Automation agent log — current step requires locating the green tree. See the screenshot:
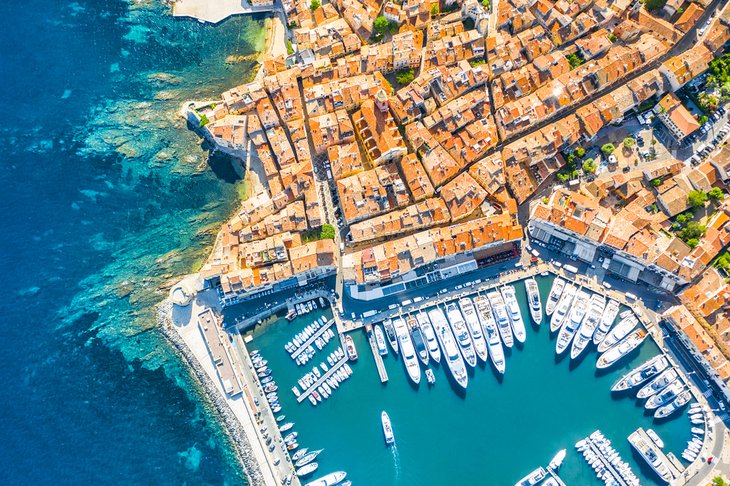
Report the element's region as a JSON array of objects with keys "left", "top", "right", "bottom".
[
  {"left": 430, "top": 3, "right": 439, "bottom": 15},
  {"left": 567, "top": 153, "right": 576, "bottom": 164},
  {"left": 623, "top": 137, "right": 636, "bottom": 148},
  {"left": 582, "top": 158, "right": 597, "bottom": 173},
  {"left": 706, "top": 75, "right": 719, "bottom": 89},
  {"left": 721, "top": 84, "right": 730, "bottom": 102},
  {"left": 686, "top": 238, "right": 700, "bottom": 248},
  {"left": 699, "top": 114, "right": 709, "bottom": 125},
  {"left": 715, "top": 253, "right": 730, "bottom": 270},
  {"left": 644, "top": 0, "right": 667, "bottom": 11},
  {"left": 482, "top": 0, "right": 491, "bottom": 8},
  {"left": 681, "top": 221, "right": 707, "bottom": 241},
  {"left": 711, "top": 476, "right": 728, "bottom": 486},
  {"left": 575, "top": 147, "right": 586, "bottom": 157},
  {"left": 608, "top": 33, "right": 617, "bottom": 42},
  {"left": 199, "top": 114, "right": 209, "bottom": 127},
  {"left": 320, "top": 224, "right": 336, "bottom": 240},
  {"left": 650, "top": 178, "right": 662, "bottom": 187},
  {"left": 676, "top": 212, "right": 692, "bottom": 225},
  {"left": 566, "top": 53, "right": 584, "bottom": 69},
  {"left": 709, "top": 187, "right": 725, "bottom": 201},
  {"left": 310, "top": 0, "right": 320, "bottom": 10},
  {"left": 688, "top": 190, "right": 708, "bottom": 208},
  {"left": 395, "top": 68, "right": 415, "bottom": 86},
  {"left": 601, "top": 143, "right": 616, "bottom": 156},
  {"left": 374, "top": 16, "right": 389, "bottom": 34}
]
